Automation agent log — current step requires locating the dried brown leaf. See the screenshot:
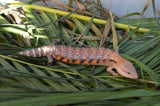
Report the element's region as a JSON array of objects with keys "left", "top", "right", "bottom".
[
  {"left": 75, "top": 0, "right": 86, "bottom": 11},
  {"left": 142, "top": 0, "right": 152, "bottom": 14},
  {"left": 100, "top": 20, "right": 111, "bottom": 47}
]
